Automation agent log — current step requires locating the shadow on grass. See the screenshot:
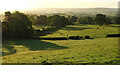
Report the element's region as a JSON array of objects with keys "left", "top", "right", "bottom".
[
  {"left": 2, "top": 40, "right": 68, "bottom": 56},
  {"left": 36, "top": 27, "right": 61, "bottom": 36},
  {"left": 112, "top": 26, "right": 120, "bottom": 28},
  {"left": 62, "top": 27, "right": 92, "bottom": 30},
  {"left": 2, "top": 41, "right": 16, "bottom": 56},
  {"left": 13, "top": 39, "right": 67, "bottom": 51}
]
